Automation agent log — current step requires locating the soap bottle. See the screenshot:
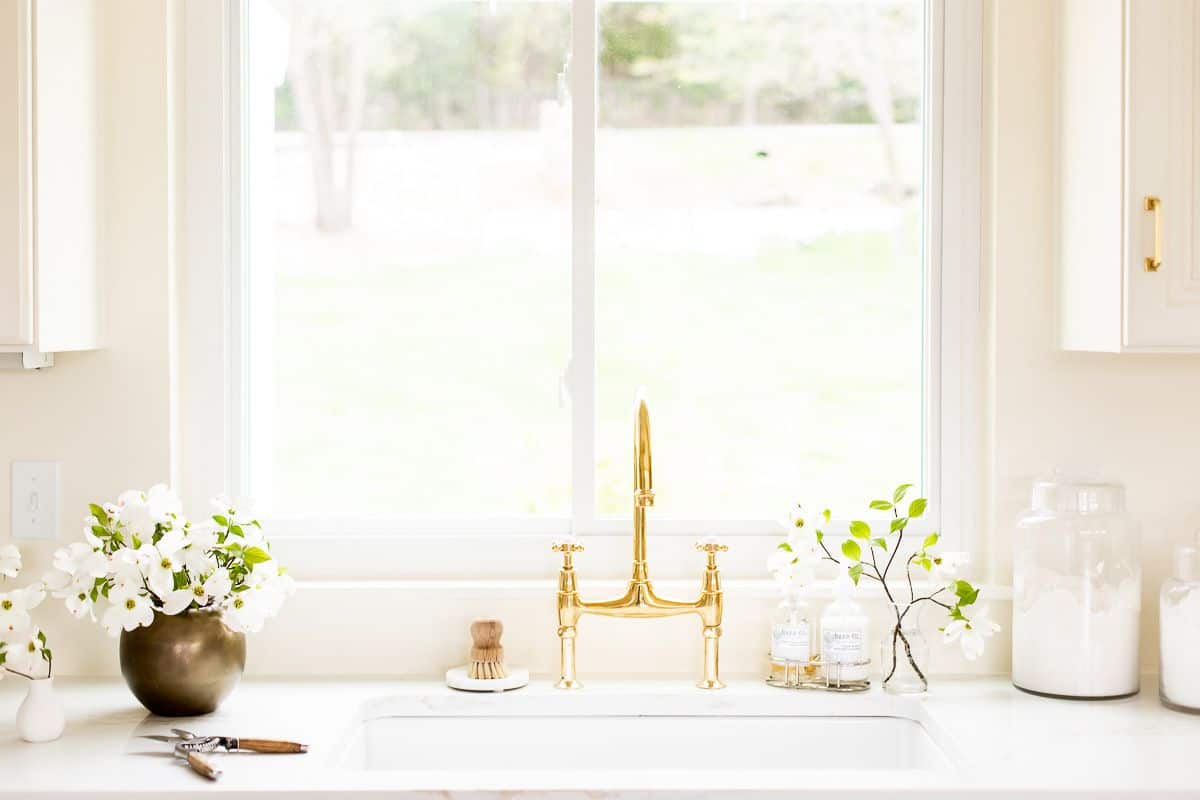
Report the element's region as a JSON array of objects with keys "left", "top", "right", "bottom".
[
  {"left": 771, "top": 588, "right": 812, "bottom": 661},
  {"left": 768, "top": 588, "right": 813, "bottom": 686},
  {"left": 820, "top": 575, "right": 870, "bottom": 686}
]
